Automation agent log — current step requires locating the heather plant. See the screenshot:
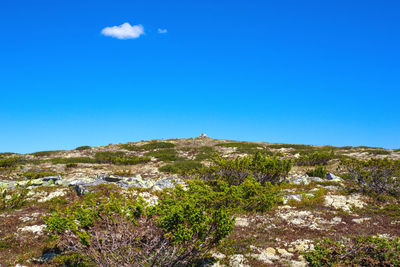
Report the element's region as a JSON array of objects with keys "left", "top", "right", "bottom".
[
  {"left": 302, "top": 235, "right": 400, "bottom": 266},
  {"left": 200, "top": 152, "right": 292, "bottom": 185},
  {"left": 31, "top": 150, "right": 63, "bottom": 157},
  {"left": 0, "top": 157, "right": 20, "bottom": 168},
  {"left": 21, "top": 171, "right": 58, "bottom": 179},
  {"left": 216, "top": 142, "right": 262, "bottom": 154}
]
